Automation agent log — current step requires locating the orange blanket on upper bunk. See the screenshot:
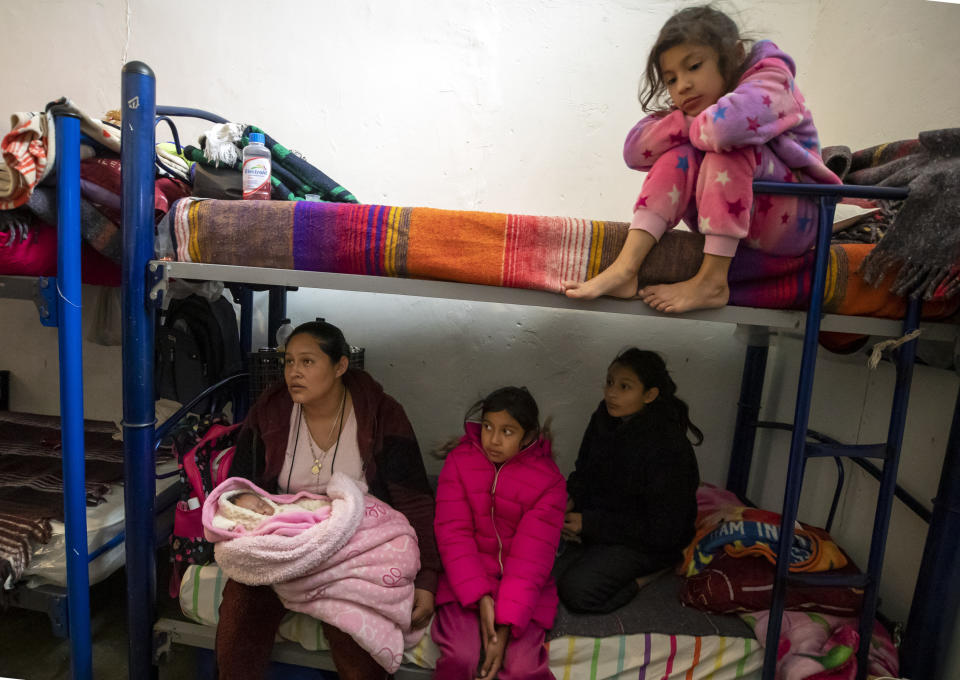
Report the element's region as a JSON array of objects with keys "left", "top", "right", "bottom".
[{"left": 165, "top": 198, "right": 958, "bottom": 320}]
